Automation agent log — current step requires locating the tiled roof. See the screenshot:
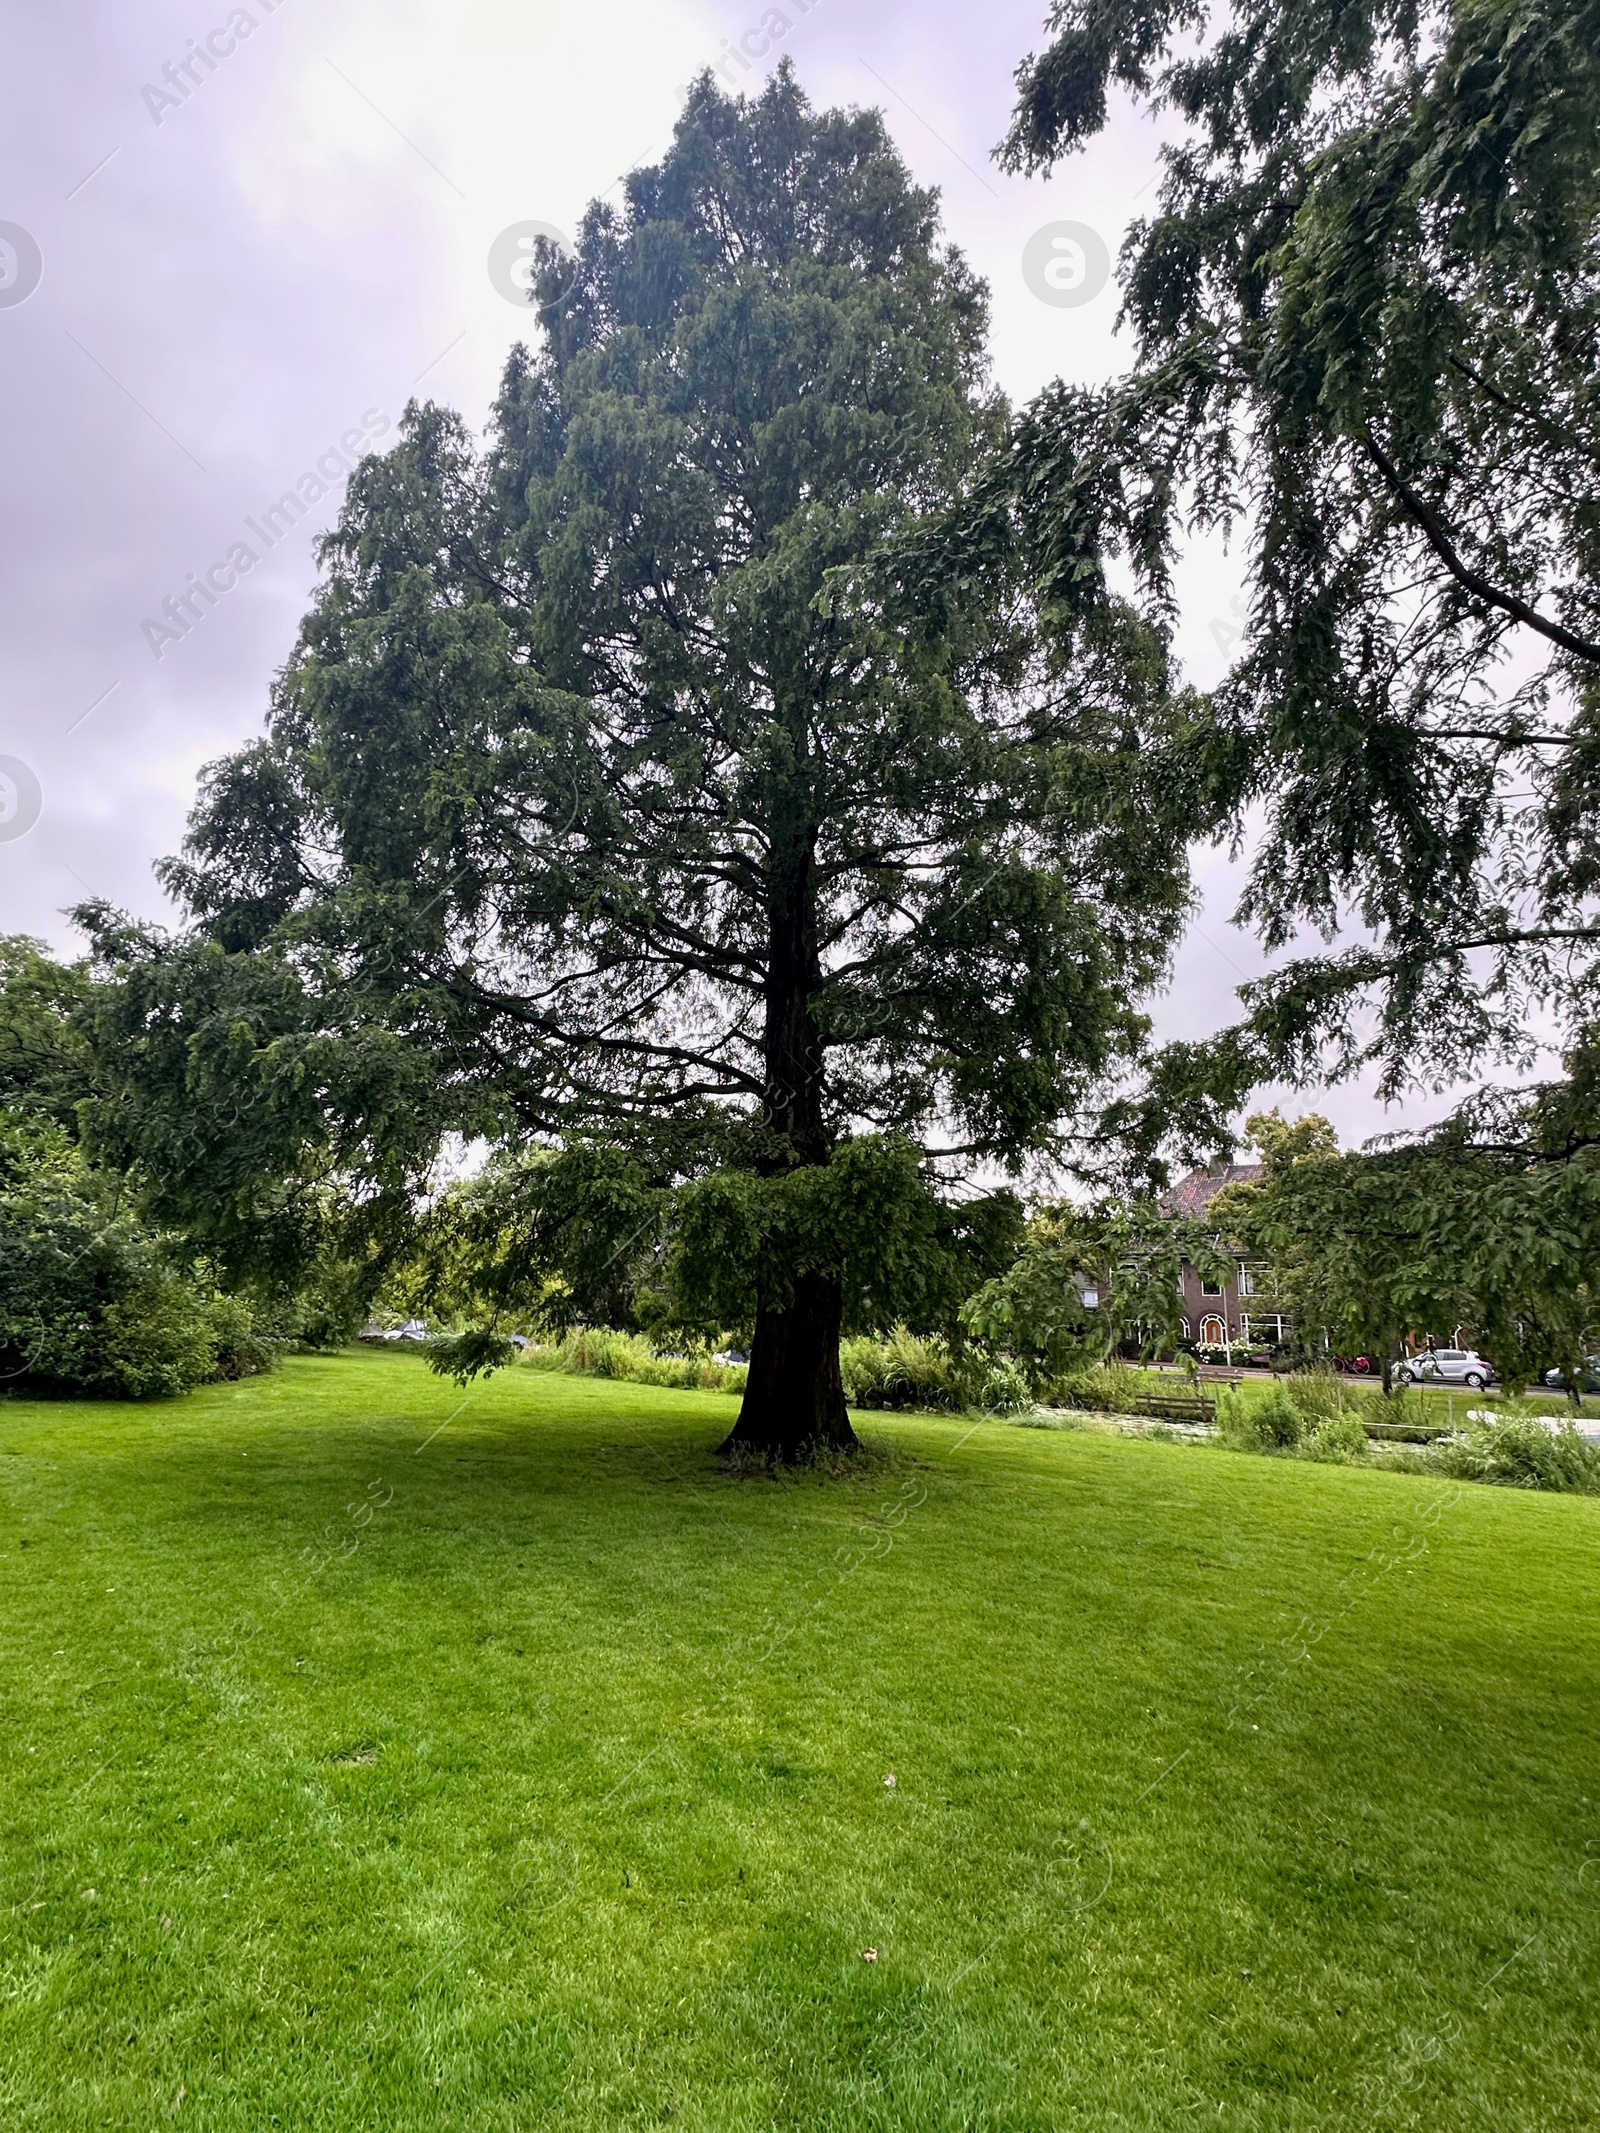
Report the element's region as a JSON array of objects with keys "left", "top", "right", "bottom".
[{"left": 1160, "top": 1163, "right": 1265, "bottom": 1218}]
